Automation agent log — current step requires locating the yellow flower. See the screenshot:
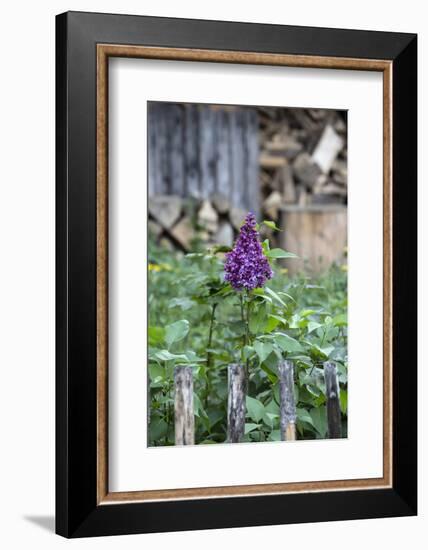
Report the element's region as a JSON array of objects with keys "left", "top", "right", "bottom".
[
  {"left": 148, "top": 262, "right": 172, "bottom": 273},
  {"left": 340, "top": 264, "right": 348, "bottom": 272}
]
